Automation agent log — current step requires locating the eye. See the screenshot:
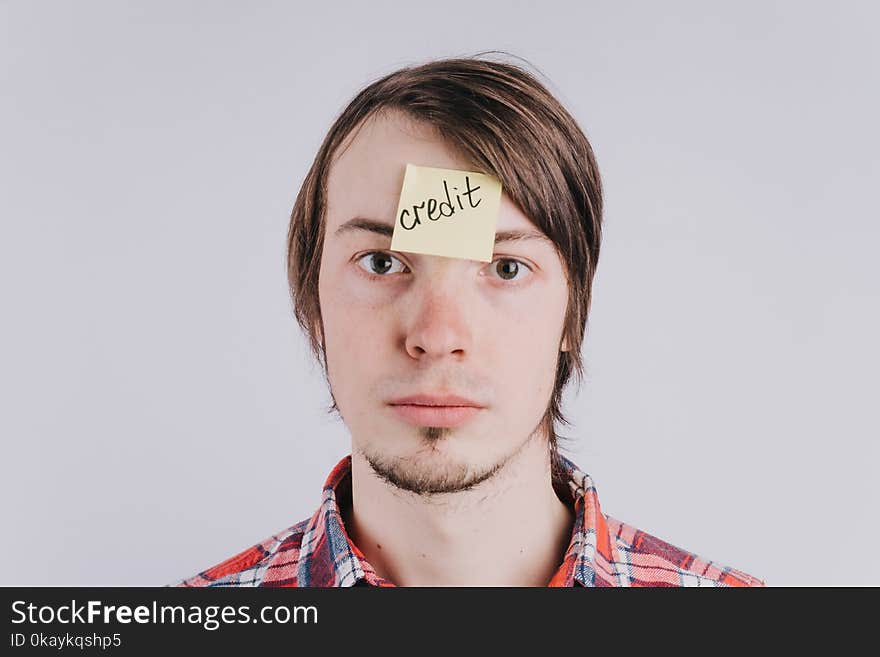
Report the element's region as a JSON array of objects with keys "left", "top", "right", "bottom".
[
  {"left": 356, "top": 251, "right": 408, "bottom": 276},
  {"left": 487, "top": 258, "right": 531, "bottom": 283}
]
